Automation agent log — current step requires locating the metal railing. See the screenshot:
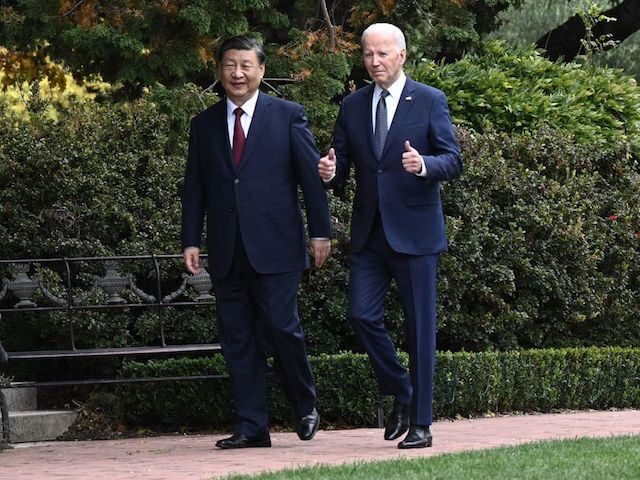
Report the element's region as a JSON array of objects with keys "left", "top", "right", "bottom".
[{"left": 0, "top": 254, "right": 215, "bottom": 351}]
